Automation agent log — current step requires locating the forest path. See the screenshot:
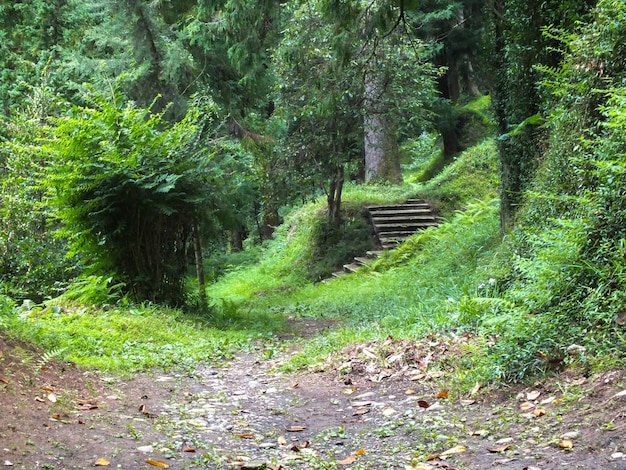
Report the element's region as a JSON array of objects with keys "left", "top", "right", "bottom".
[{"left": 2, "top": 324, "right": 626, "bottom": 469}]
